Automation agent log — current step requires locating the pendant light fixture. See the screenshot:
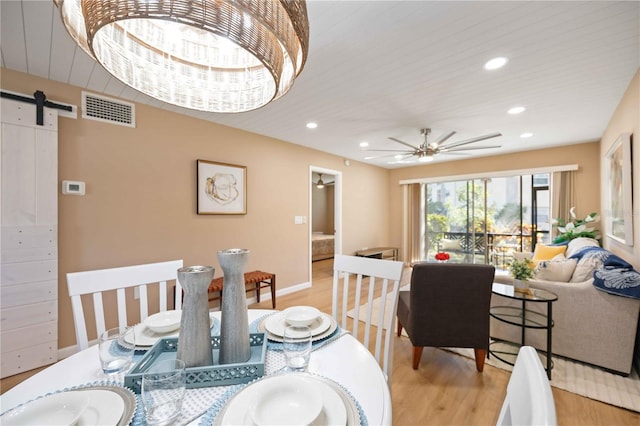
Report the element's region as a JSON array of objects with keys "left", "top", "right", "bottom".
[{"left": 55, "top": 0, "right": 309, "bottom": 113}]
